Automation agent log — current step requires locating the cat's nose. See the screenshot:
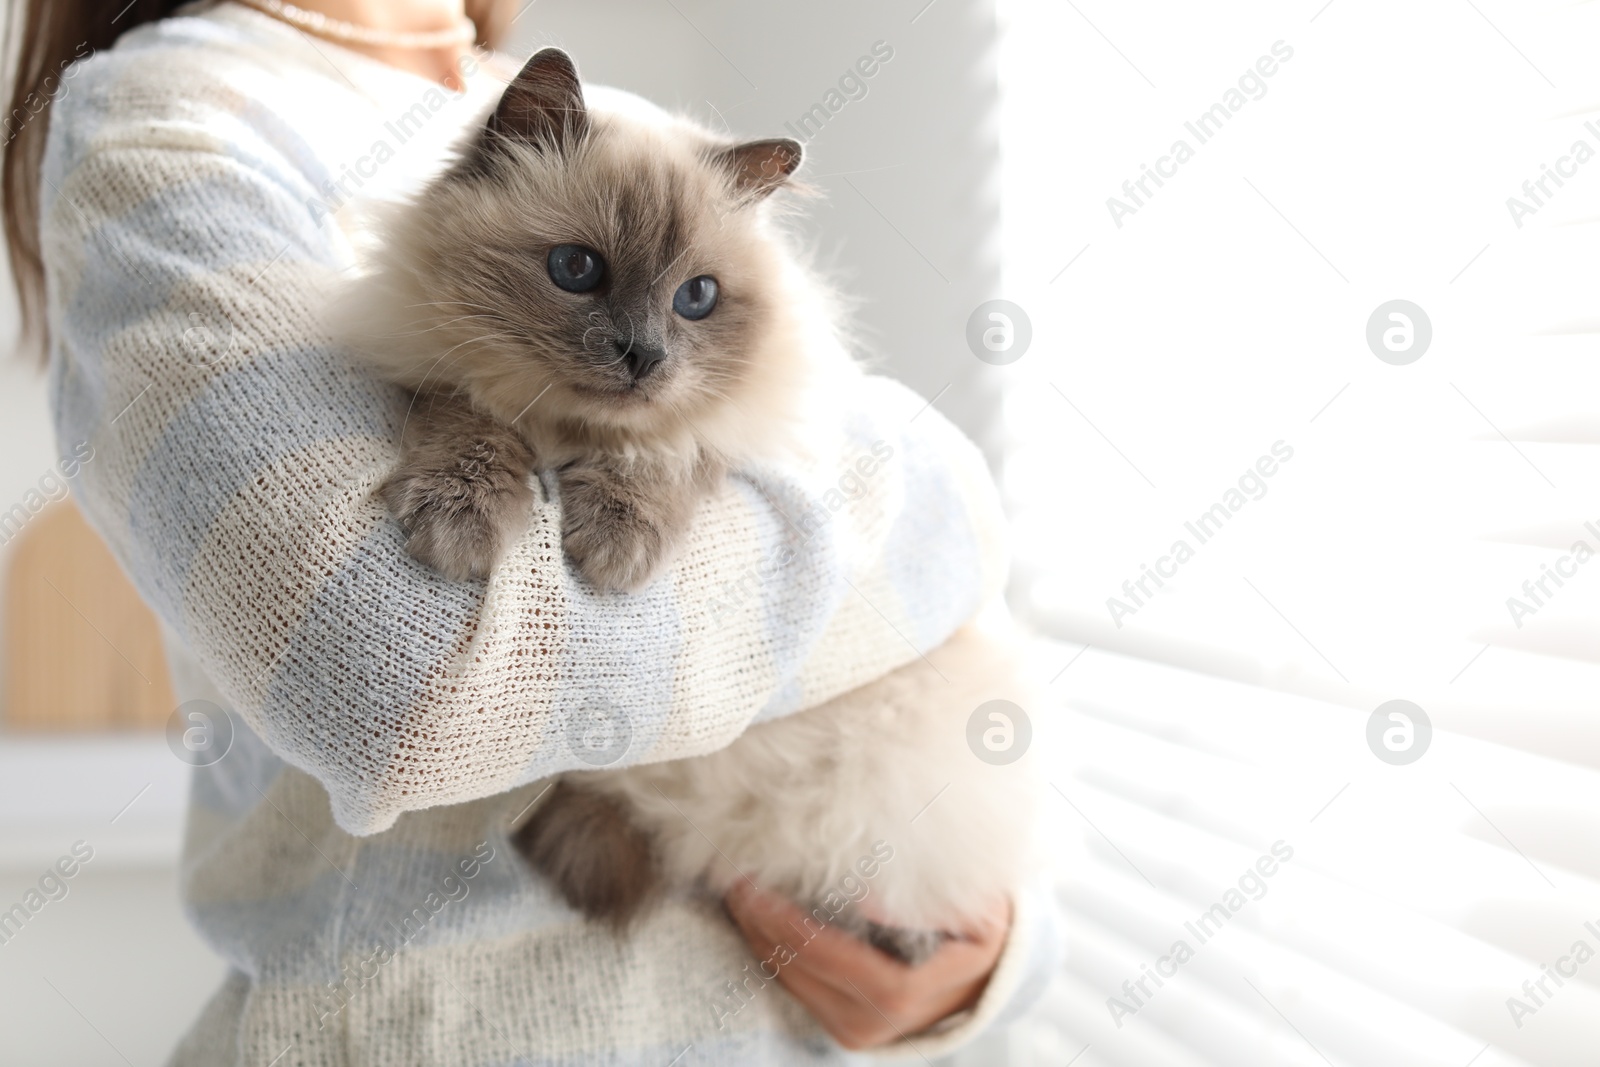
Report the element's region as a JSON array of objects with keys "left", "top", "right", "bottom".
[{"left": 616, "top": 341, "right": 666, "bottom": 381}]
